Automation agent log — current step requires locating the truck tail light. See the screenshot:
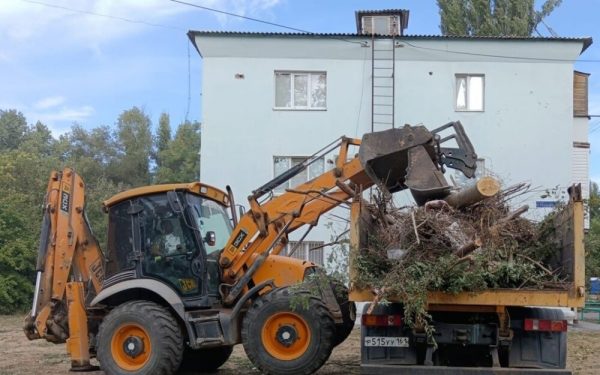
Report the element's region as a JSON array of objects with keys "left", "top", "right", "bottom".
[
  {"left": 523, "top": 319, "right": 567, "bottom": 332},
  {"left": 361, "top": 314, "right": 402, "bottom": 327}
]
